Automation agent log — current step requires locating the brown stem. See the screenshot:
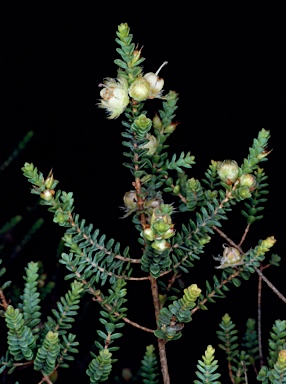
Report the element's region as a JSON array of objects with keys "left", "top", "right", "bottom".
[
  {"left": 258, "top": 265, "right": 263, "bottom": 368},
  {"left": 38, "top": 375, "right": 53, "bottom": 384},
  {"left": 92, "top": 293, "right": 154, "bottom": 333},
  {"left": 228, "top": 361, "right": 235, "bottom": 384},
  {"left": 158, "top": 339, "right": 170, "bottom": 384},
  {"left": 238, "top": 223, "right": 251, "bottom": 247},
  {"left": 255, "top": 266, "right": 286, "bottom": 304},
  {"left": 149, "top": 275, "right": 170, "bottom": 384},
  {"left": 0, "top": 289, "right": 9, "bottom": 310}
]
